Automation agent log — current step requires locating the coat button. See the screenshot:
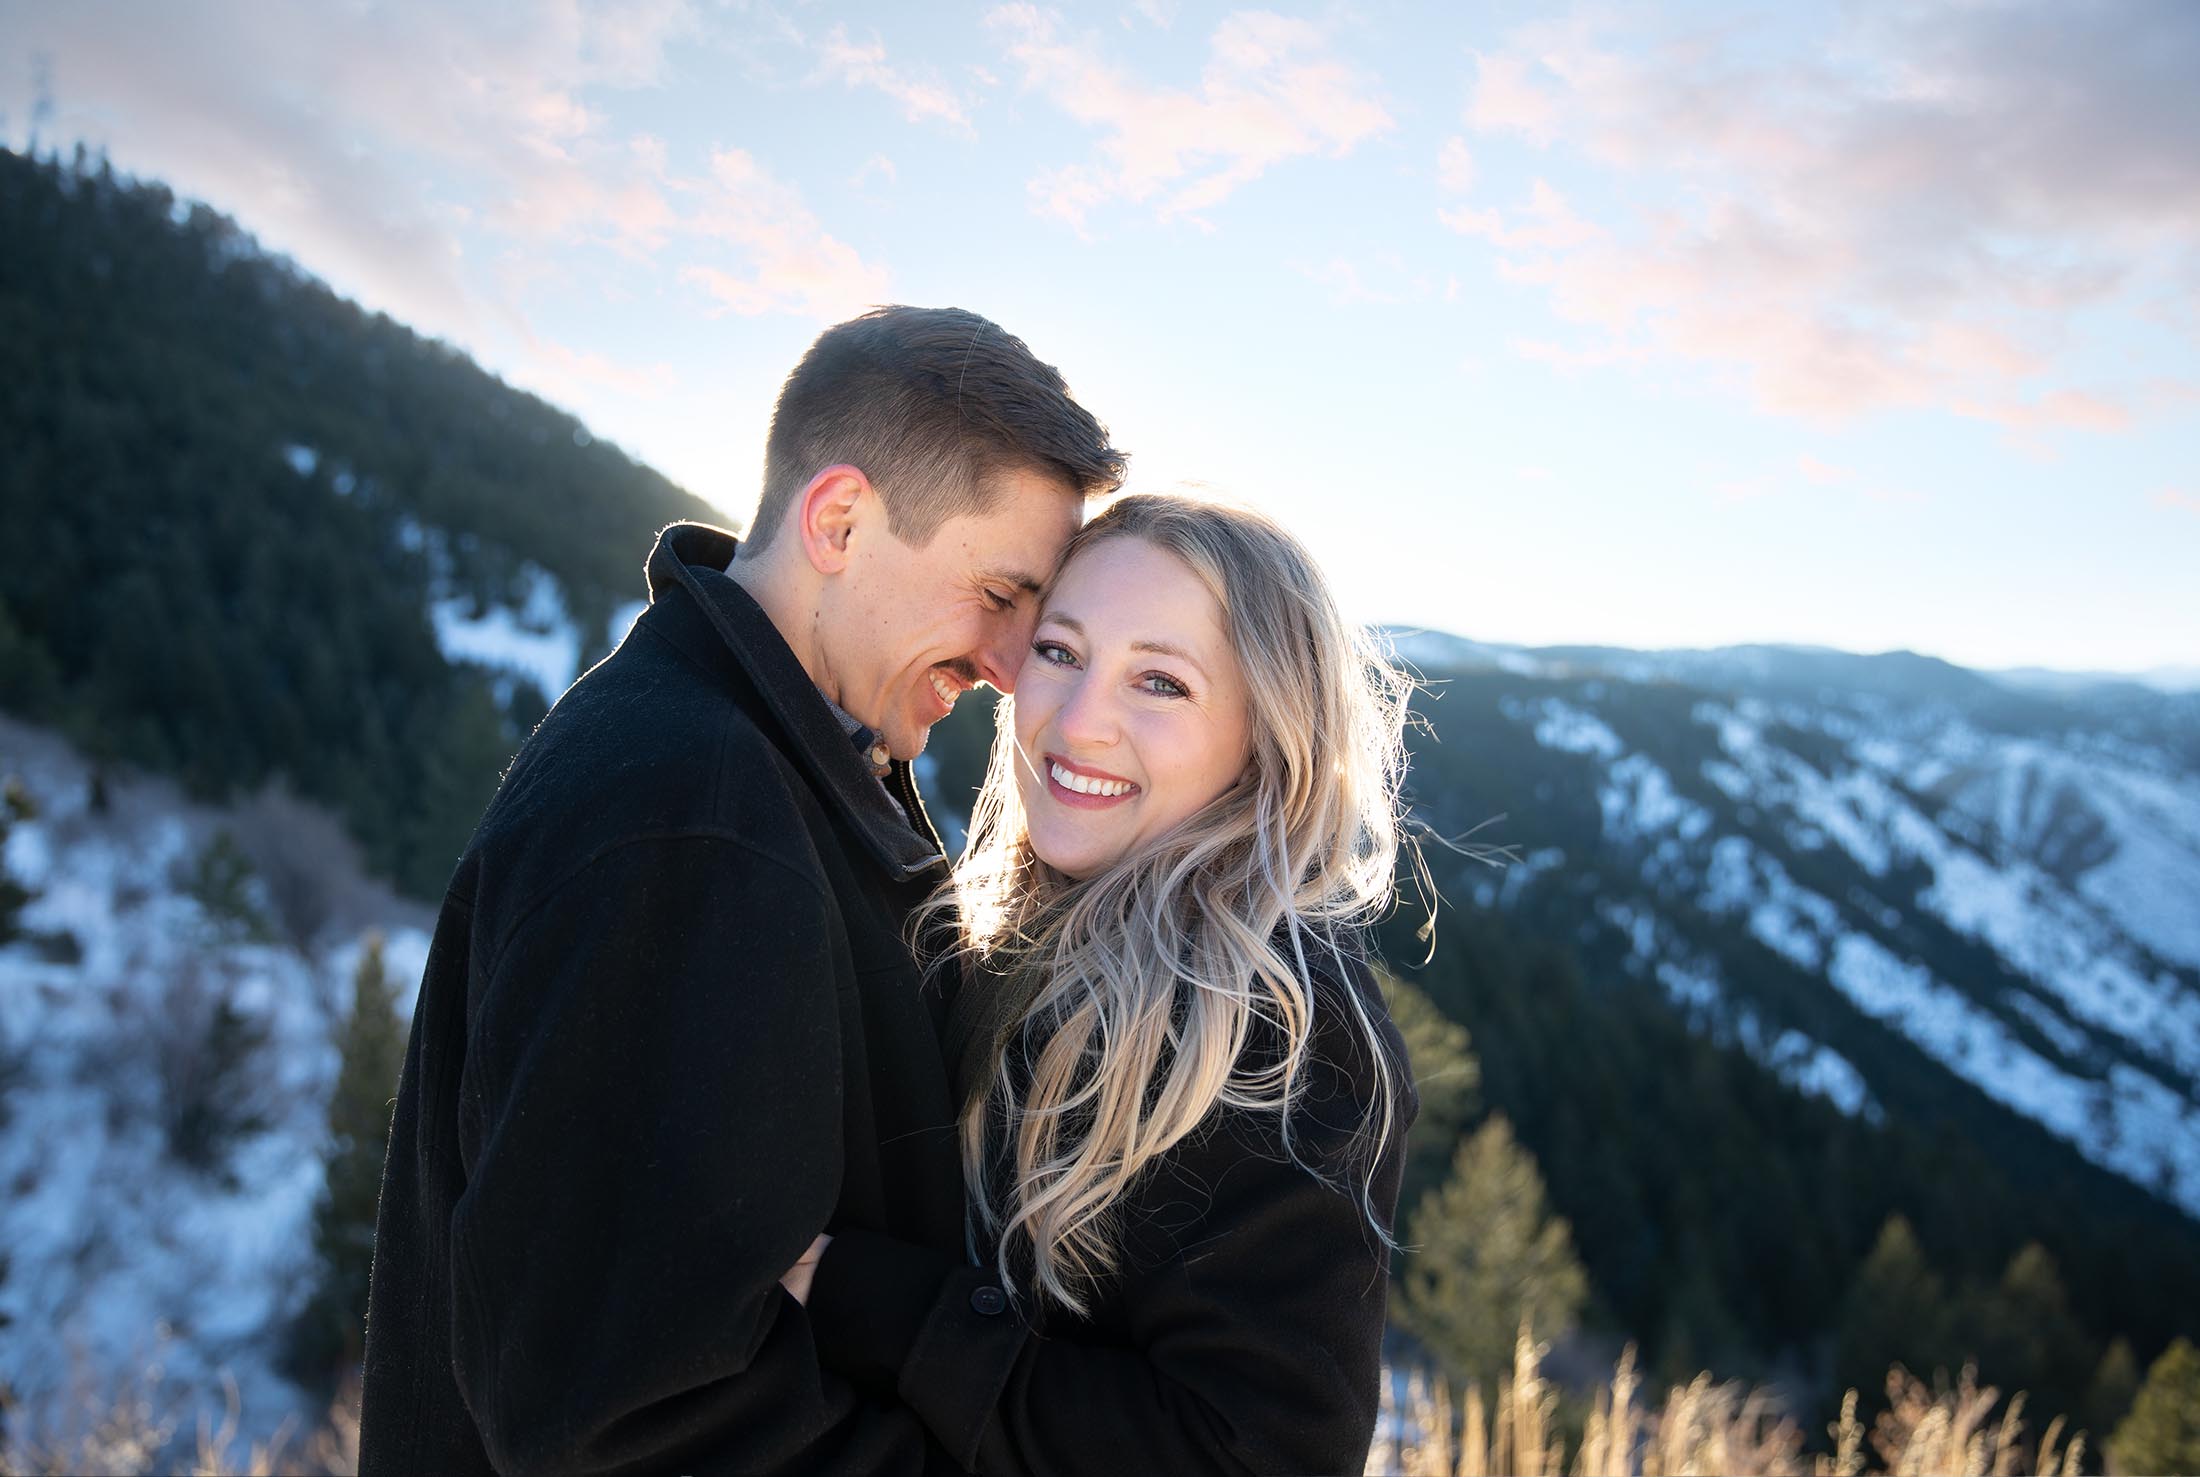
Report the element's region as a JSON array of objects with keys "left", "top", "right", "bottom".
[{"left": 969, "top": 1285, "right": 1008, "bottom": 1316}]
